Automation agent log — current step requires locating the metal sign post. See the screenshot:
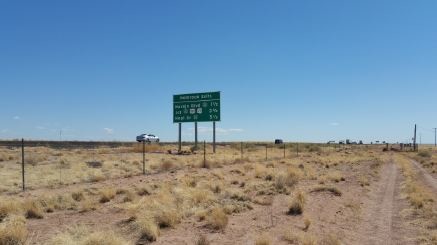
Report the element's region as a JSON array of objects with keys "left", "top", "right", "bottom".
[
  {"left": 195, "top": 122, "right": 198, "bottom": 150},
  {"left": 213, "top": 121, "right": 216, "bottom": 153},
  {"left": 178, "top": 123, "right": 182, "bottom": 152}
]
